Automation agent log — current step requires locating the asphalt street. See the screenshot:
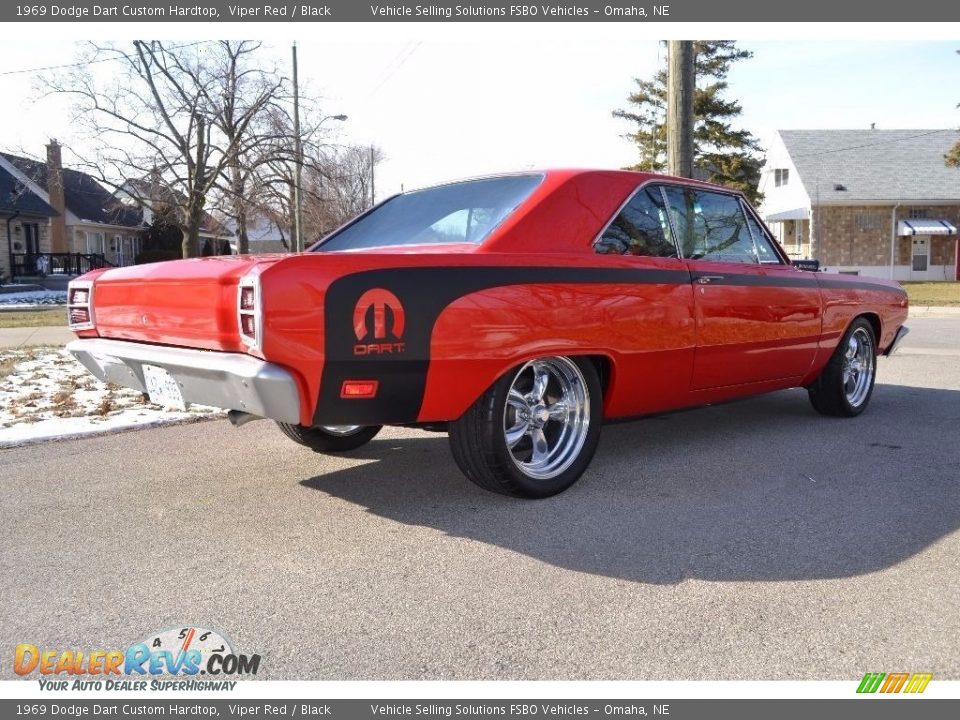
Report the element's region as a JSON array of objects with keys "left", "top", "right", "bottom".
[{"left": 1, "top": 316, "right": 958, "bottom": 680}]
